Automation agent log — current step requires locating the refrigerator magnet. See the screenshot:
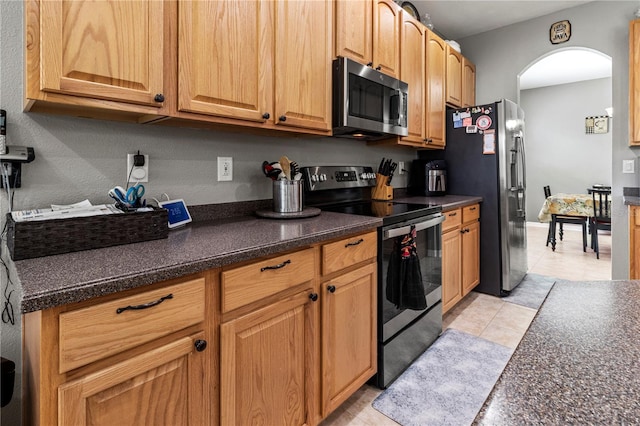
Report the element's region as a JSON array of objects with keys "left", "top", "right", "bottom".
[
  {"left": 452, "top": 112, "right": 461, "bottom": 121},
  {"left": 465, "top": 125, "right": 478, "bottom": 133},
  {"left": 483, "top": 131, "right": 496, "bottom": 155},
  {"left": 462, "top": 117, "right": 473, "bottom": 127},
  {"left": 476, "top": 115, "right": 492, "bottom": 130},
  {"left": 454, "top": 119, "right": 463, "bottom": 128},
  {"left": 460, "top": 111, "right": 471, "bottom": 119}
]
